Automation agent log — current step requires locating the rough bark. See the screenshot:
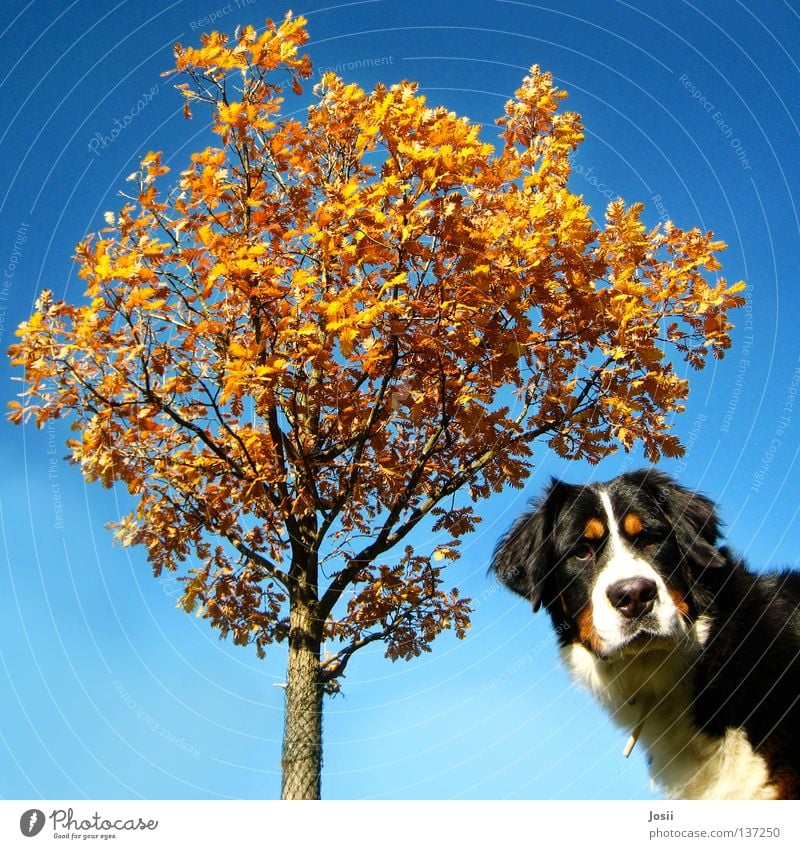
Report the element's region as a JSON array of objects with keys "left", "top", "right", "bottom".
[{"left": 280, "top": 599, "right": 324, "bottom": 800}]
